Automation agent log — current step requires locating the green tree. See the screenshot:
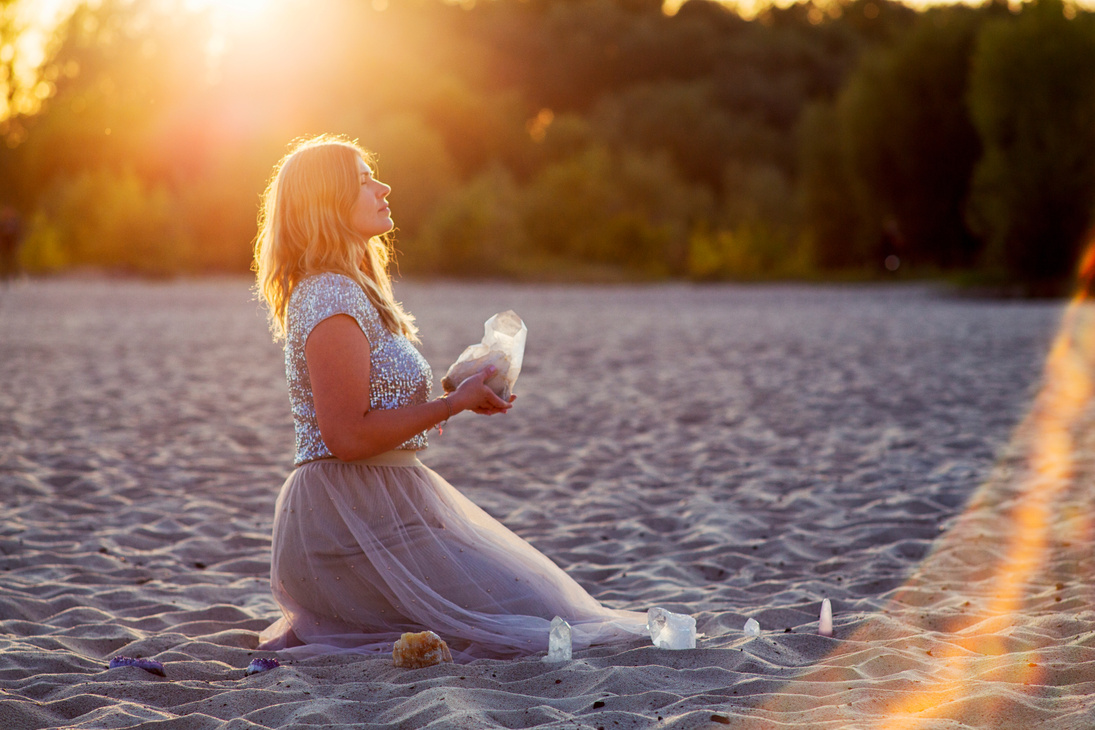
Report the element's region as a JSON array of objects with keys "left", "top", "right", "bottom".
[
  {"left": 22, "top": 168, "right": 191, "bottom": 275},
  {"left": 842, "top": 7, "right": 987, "bottom": 269},
  {"left": 519, "top": 145, "right": 709, "bottom": 275},
  {"left": 797, "top": 101, "right": 863, "bottom": 268},
  {"left": 593, "top": 81, "right": 783, "bottom": 191},
  {"left": 966, "top": 0, "right": 1095, "bottom": 292},
  {"left": 412, "top": 166, "right": 526, "bottom": 276},
  {"left": 798, "top": 4, "right": 999, "bottom": 273}
]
